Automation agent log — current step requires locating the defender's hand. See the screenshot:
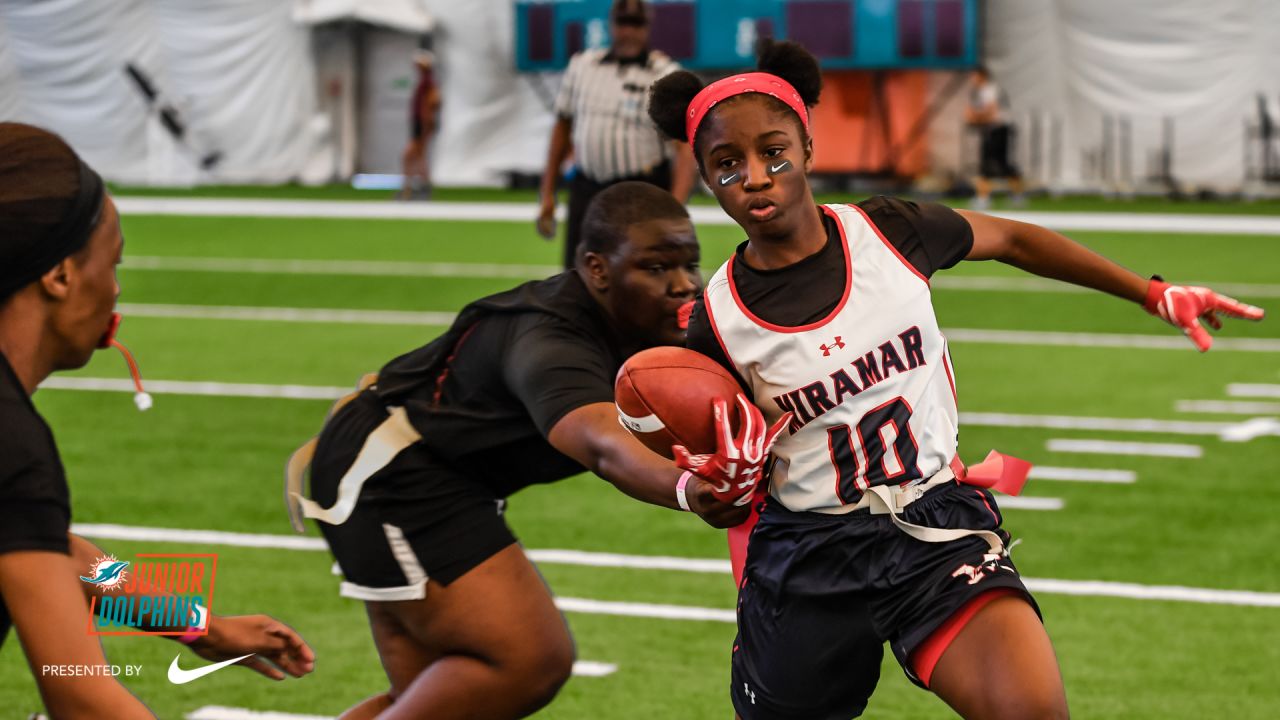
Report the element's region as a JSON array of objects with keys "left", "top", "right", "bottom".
[
  {"left": 1144, "top": 278, "right": 1264, "bottom": 352},
  {"left": 189, "top": 614, "right": 315, "bottom": 681},
  {"left": 673, "top": 394, "right": 791, "bottom": 506}
]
